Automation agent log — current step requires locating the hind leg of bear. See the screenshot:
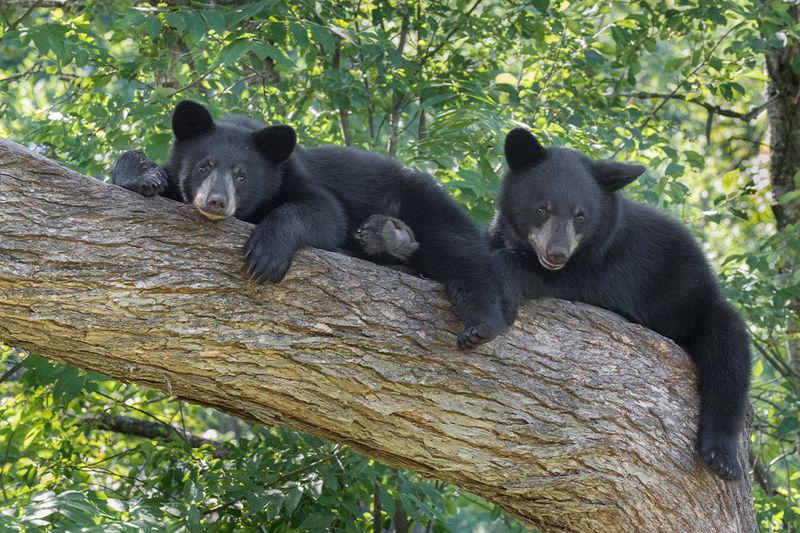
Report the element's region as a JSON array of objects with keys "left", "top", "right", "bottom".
[
  {"left": 353, "top": 214, "right": 419, "bottom": 265},
  {"left": 112, "top": 150, "right": 168, "bottom": 198},
  {"left": 688, "top": 302, "right": 751, "bottom": 481},
  {"left": 398, "top": 190, "right": 508, "bottom": 349}
]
